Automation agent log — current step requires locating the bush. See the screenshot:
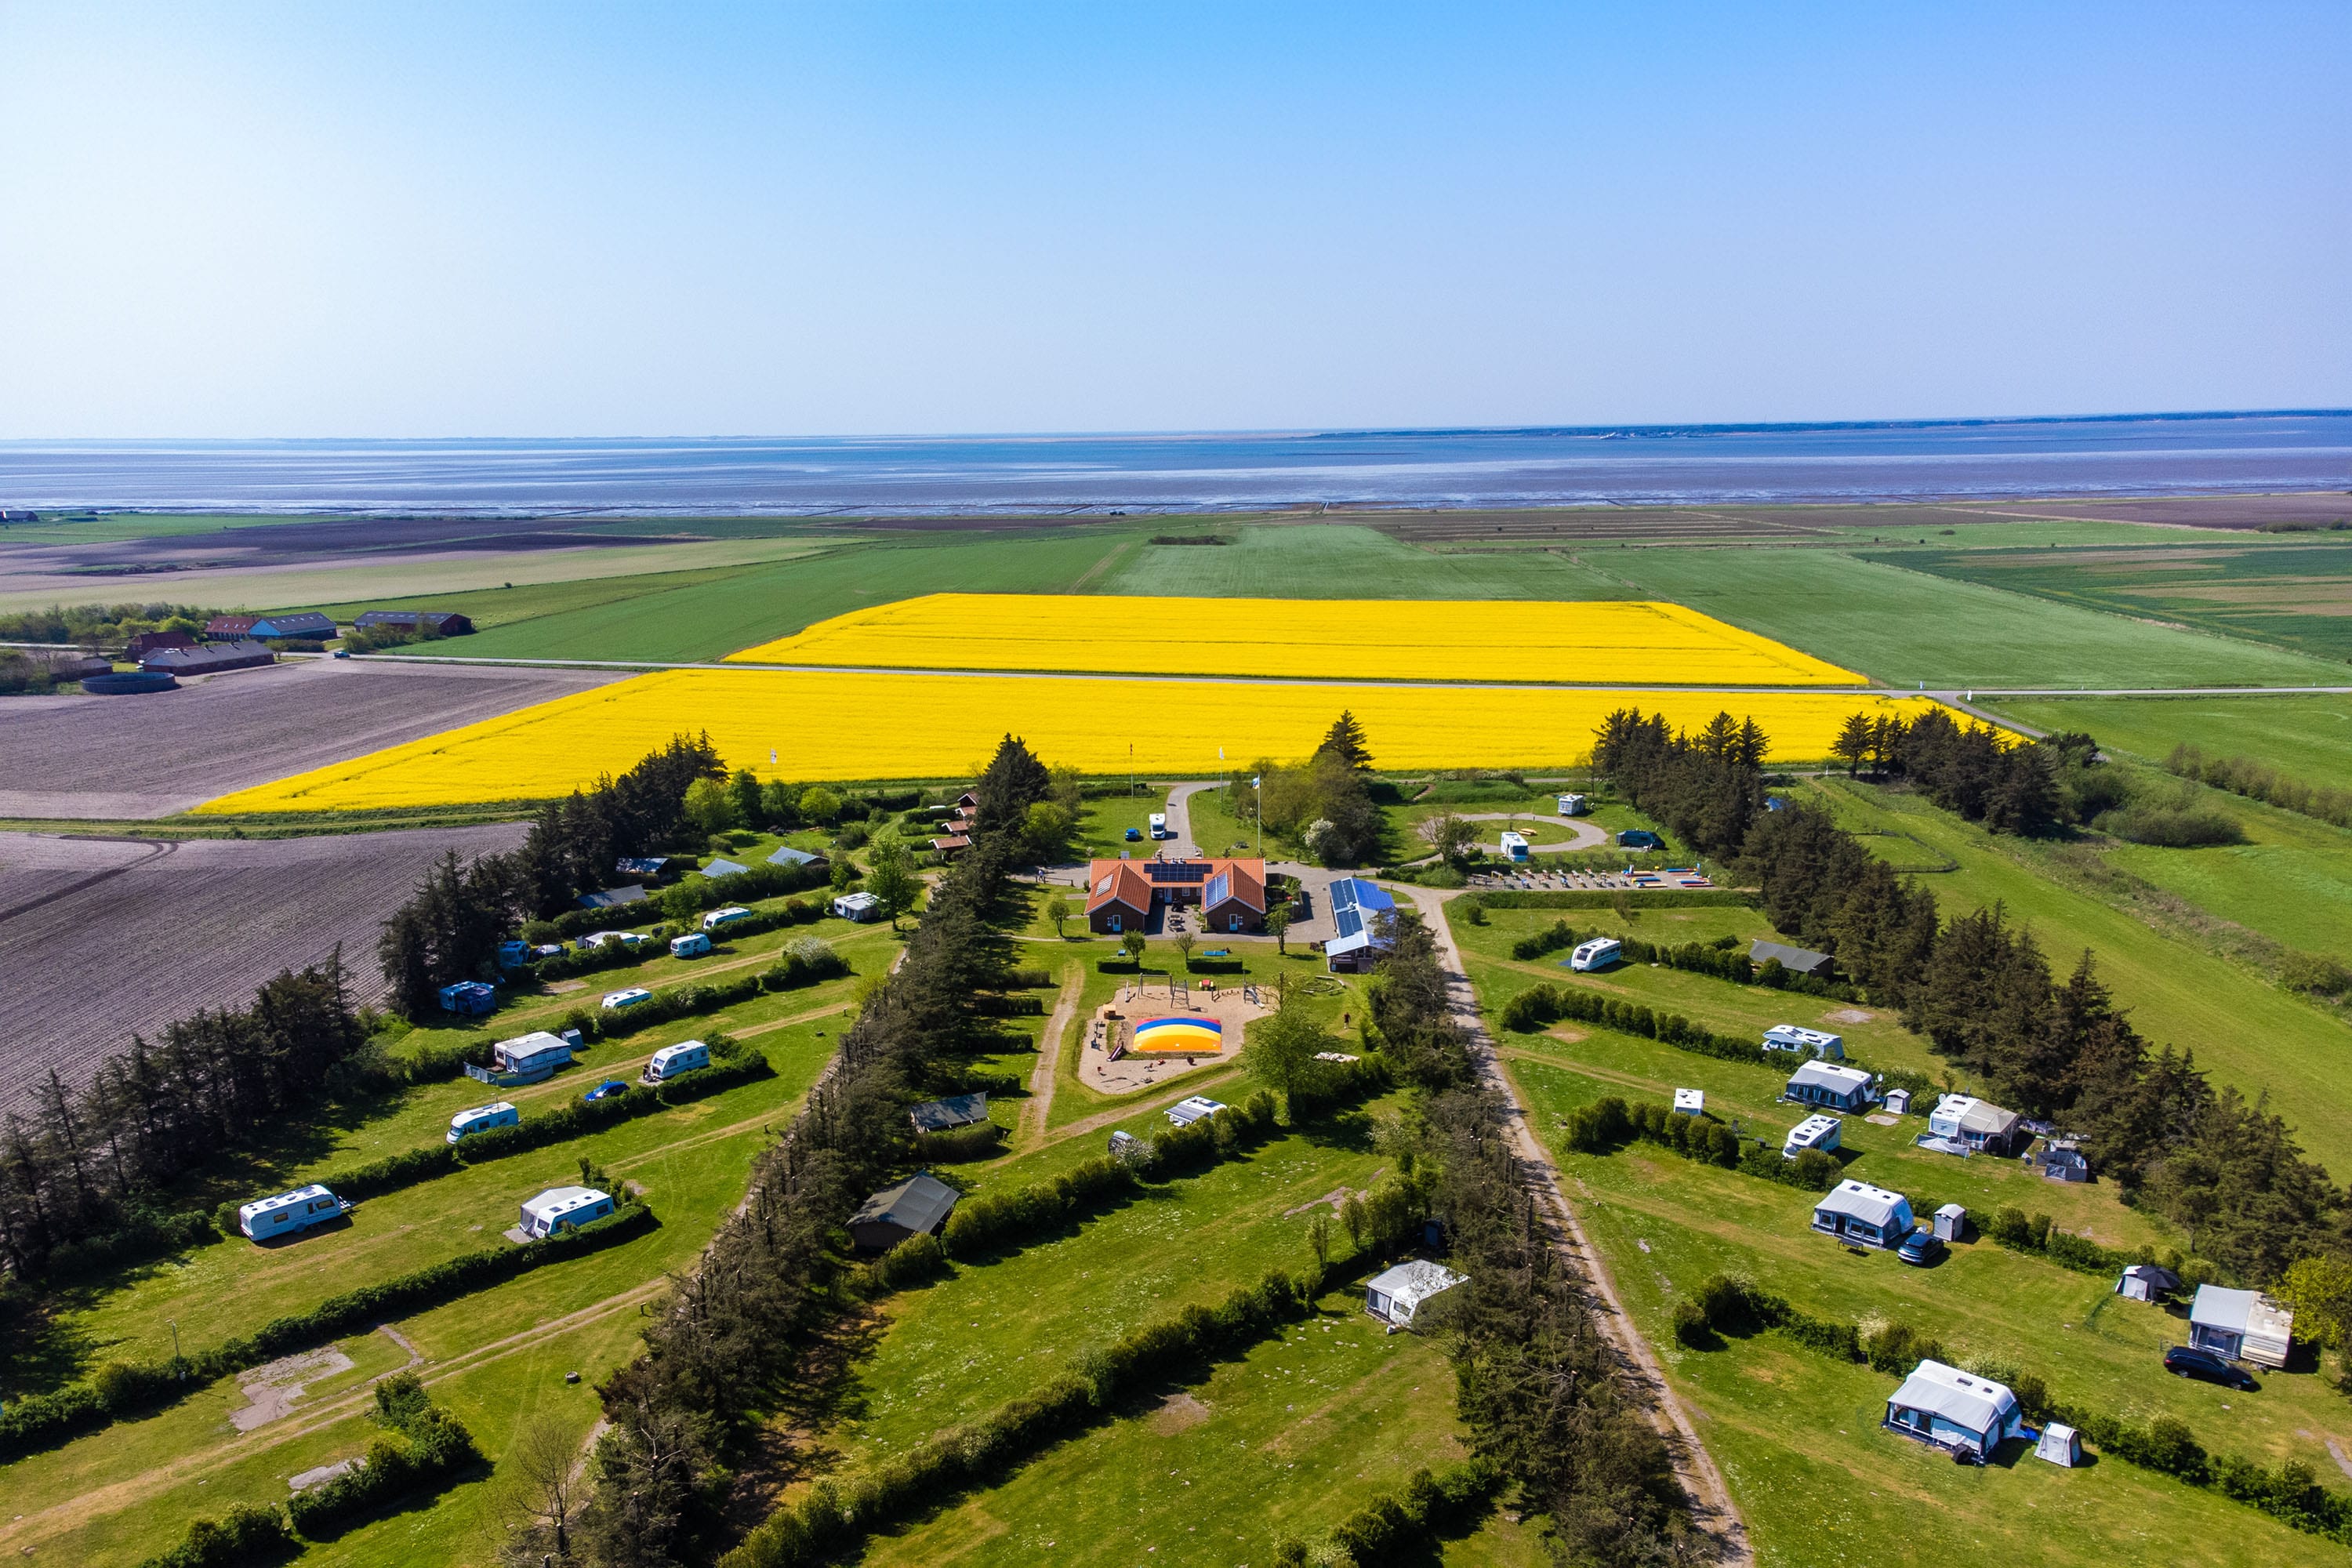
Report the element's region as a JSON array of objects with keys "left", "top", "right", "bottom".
[
  {"left": 859, "top": 1232, "right": 949, "bottom": 1294},
  {"left": 2099, "top": 804, "right": 2245, "bottom": 848},
  {"left": 765, "top": 935, "right": 852, "bottom": 990},
  {"left": 285, "top": 1373, "right": 481, "bottom": 1537},
  {"left": 136, "top": 1502, "right": 298, "bottom": 1568},
  {"left": 1511, "top": 919, "right": 1580, "bottom": 960},
  {"left": 1671, "top": 1298, "right": 1711, "bottom": 1348},
  {"left": 1325, "top": 1460, "right": 1503, "bottom": 1561}
]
